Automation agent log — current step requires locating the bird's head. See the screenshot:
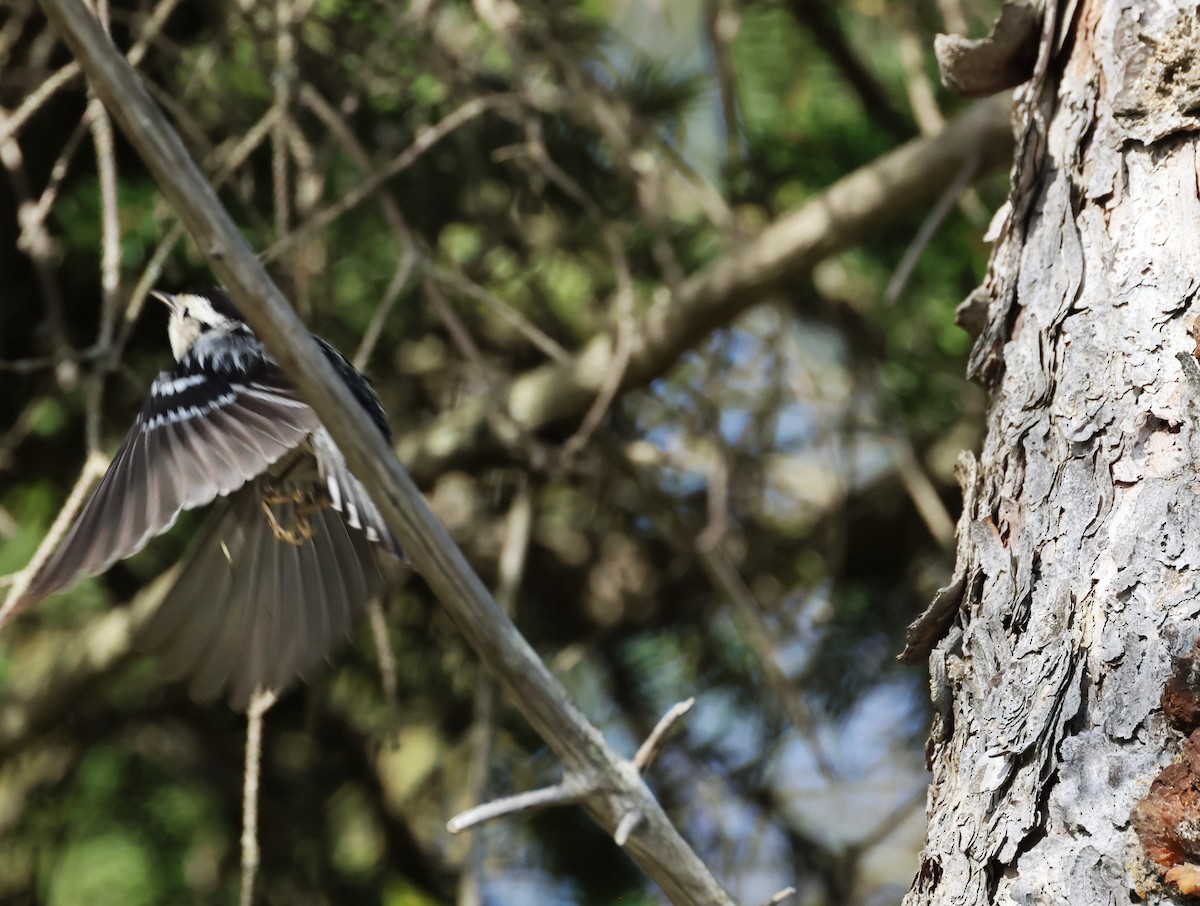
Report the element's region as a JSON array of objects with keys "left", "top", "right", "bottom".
[{"left": 151, "top": 287, "right": 247, "bottom": 360}]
